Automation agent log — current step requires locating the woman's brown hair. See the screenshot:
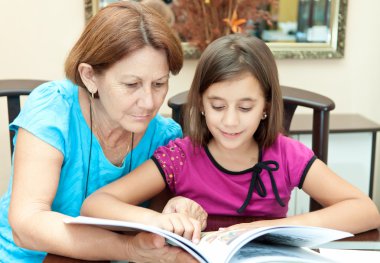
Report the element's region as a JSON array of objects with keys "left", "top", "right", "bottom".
[
  {"left": 65, "top": 1, "right": 183, "bottom": 88},
  {"left": 184, "top": 34, "right": 283, "bottom": 149}
]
